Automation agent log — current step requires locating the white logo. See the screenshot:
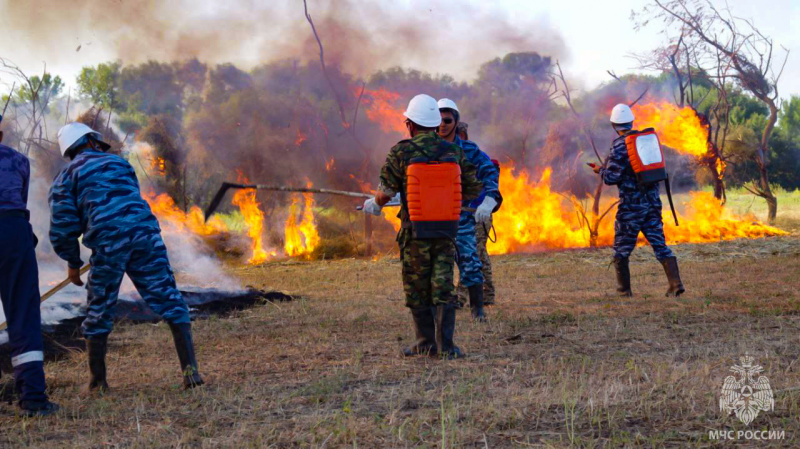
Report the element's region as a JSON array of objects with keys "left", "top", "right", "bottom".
[{"left": 719, "top": 355, "right": 774, "bottom": 425}]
